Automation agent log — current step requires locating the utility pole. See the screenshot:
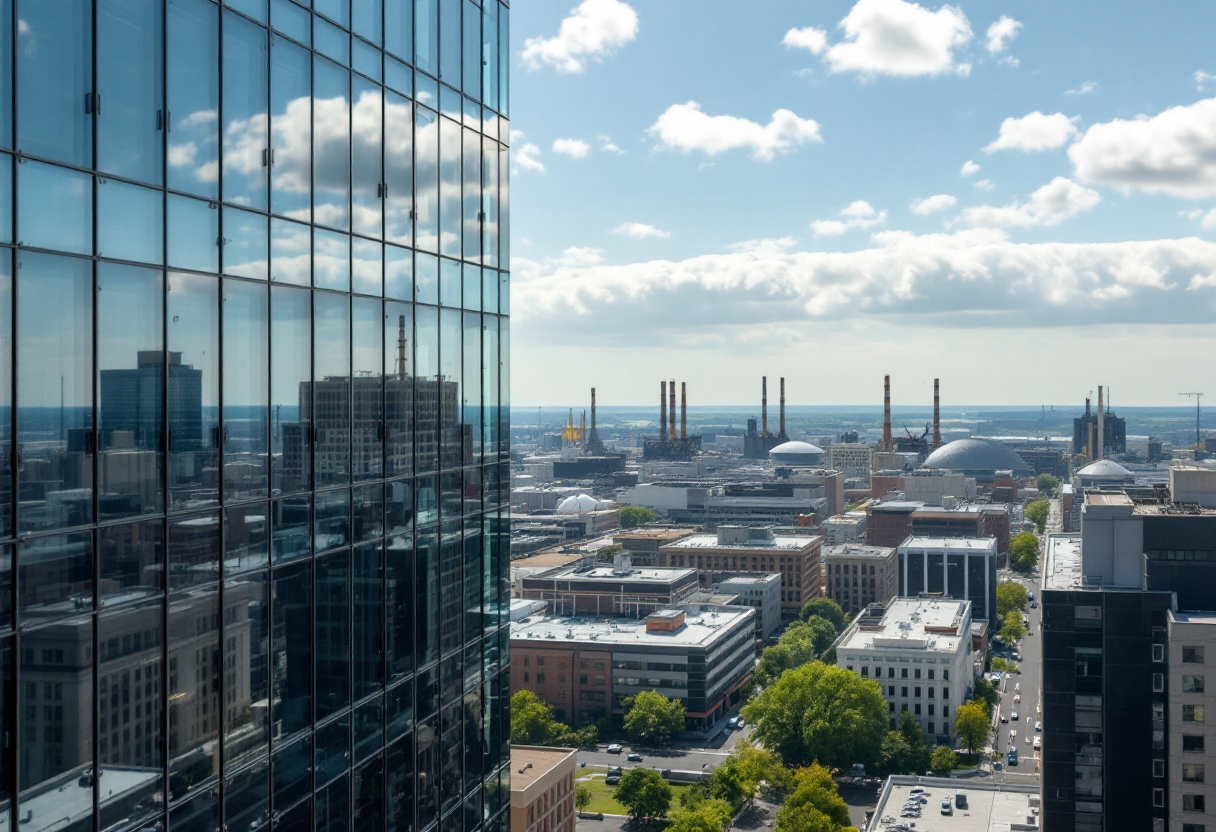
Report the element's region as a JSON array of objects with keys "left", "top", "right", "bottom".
[{"left": 1181, "top": 392, "right": 1204, "bottom": 449}]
